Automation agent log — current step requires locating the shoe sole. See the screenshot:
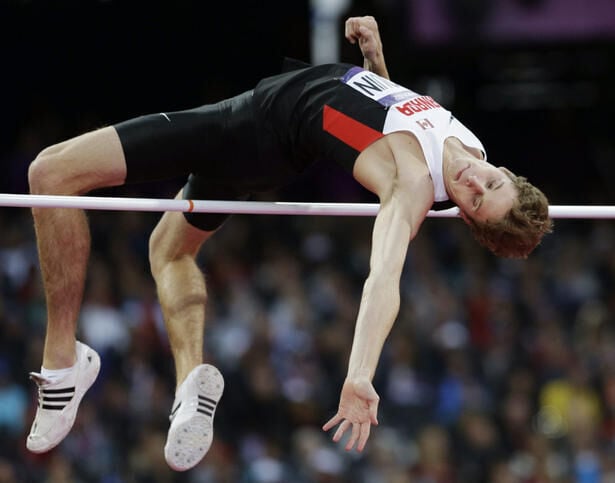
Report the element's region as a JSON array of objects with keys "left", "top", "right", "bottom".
[
  {"left": 164, "top": 364, "right": 225, "bottom": 471},
  {"left": 27, "top": 344, "right": 101, "bottom": 453}
]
